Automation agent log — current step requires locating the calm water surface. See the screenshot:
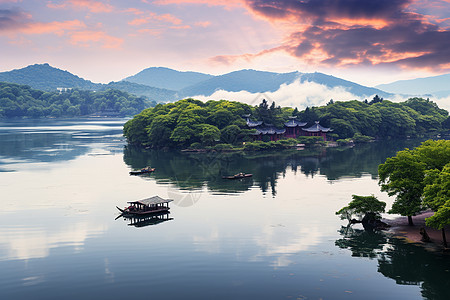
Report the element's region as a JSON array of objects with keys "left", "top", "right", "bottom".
[{"left": 0, "top": 119, "right": 449, "bottom": 300}]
